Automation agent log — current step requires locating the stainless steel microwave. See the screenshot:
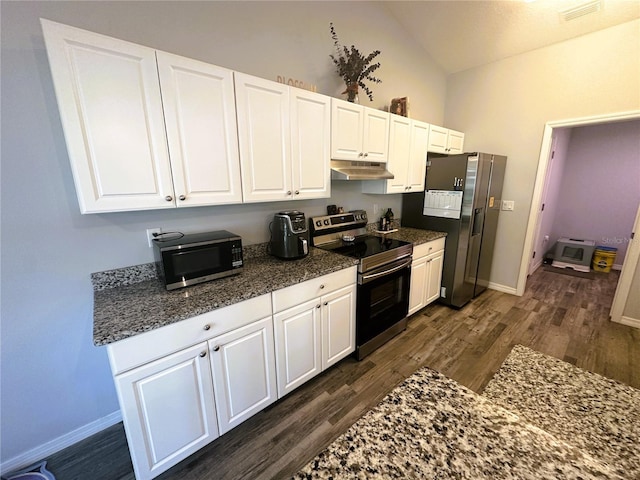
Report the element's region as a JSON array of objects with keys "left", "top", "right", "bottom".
[{"left": 153, "top": 230, "right": 243, "bottom": 290}]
